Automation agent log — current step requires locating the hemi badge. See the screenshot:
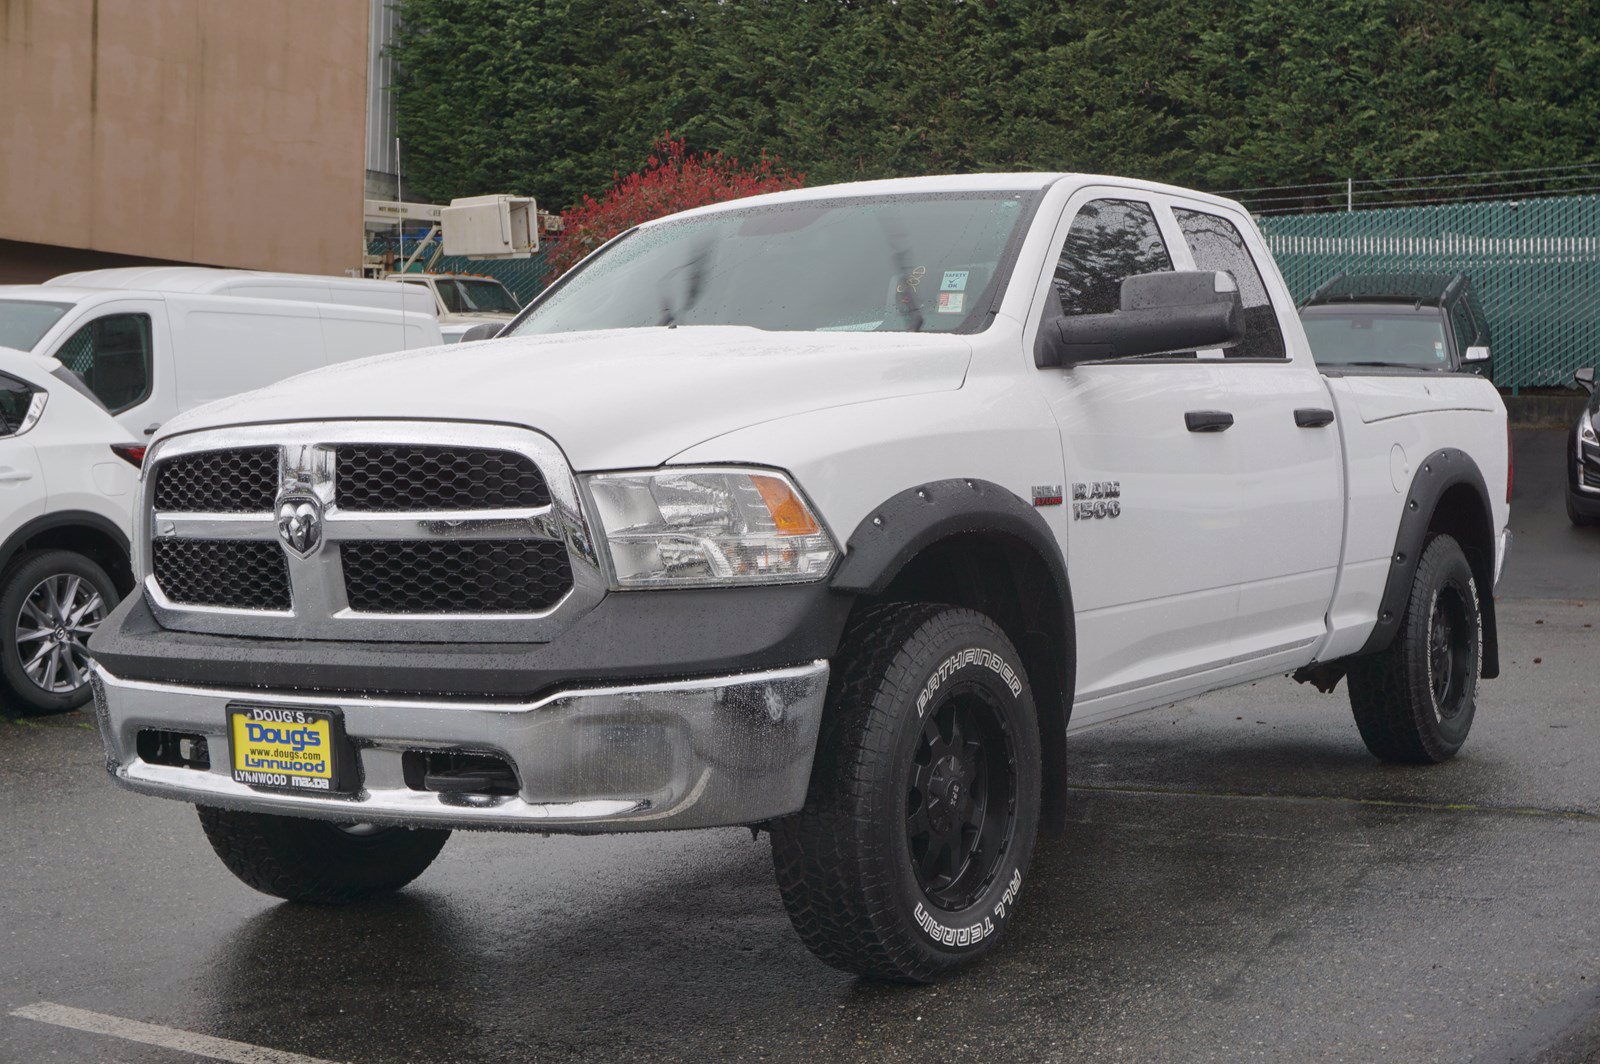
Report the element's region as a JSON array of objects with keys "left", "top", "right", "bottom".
[{"left": 1032, "top": 484, "right": 1063, "bottom": 507}]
